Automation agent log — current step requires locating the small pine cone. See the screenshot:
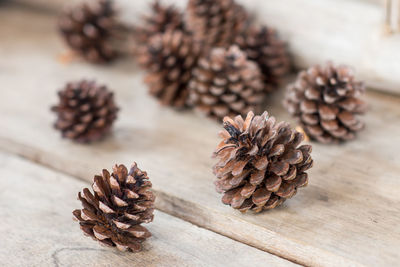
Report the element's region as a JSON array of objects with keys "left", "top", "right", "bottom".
[
  {"left": 58, "top": 0, "right": 117, "bottom": 63},
  {"left": 51, "top": 80, "right": 119, "bottom": 143},
  {"left": 188, "top": 45, "right": 264, "bottom": 121},
  {"left": 185, "top": 0, "right": 248, "bottom": 49},
  {"left": 135, "top": 1, "right": 184, "bottom": 45},
  {"left": 284, "top": 63, "right": 367, "bottom": 143},
  {"left": 138, "top": 30, "right": 201, "bottom": 108},
  {"left": 73, "top": 163, "right": 155, "bottom": 252},
  {"left": 235, "top": 25, "right": 290, "bottom": 91},
  {"left": 213, "top": 111, "right": 313, "bottom": 212}
]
